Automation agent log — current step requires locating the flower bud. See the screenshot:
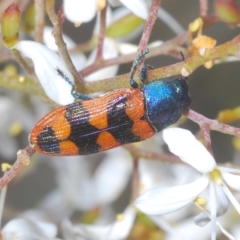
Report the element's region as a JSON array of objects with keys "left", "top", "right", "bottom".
[
  {"left": 1, "top": 3, "right": 20, "bottom": 48},
  {"left": 215, "top": 0, "right": 240, "bottom": 24},
  {"left": 217, "top": 107, "right": 240, "bottom": 123},
  {"left": 22, "top": 2, "right": 35, "bottom": 33}
]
